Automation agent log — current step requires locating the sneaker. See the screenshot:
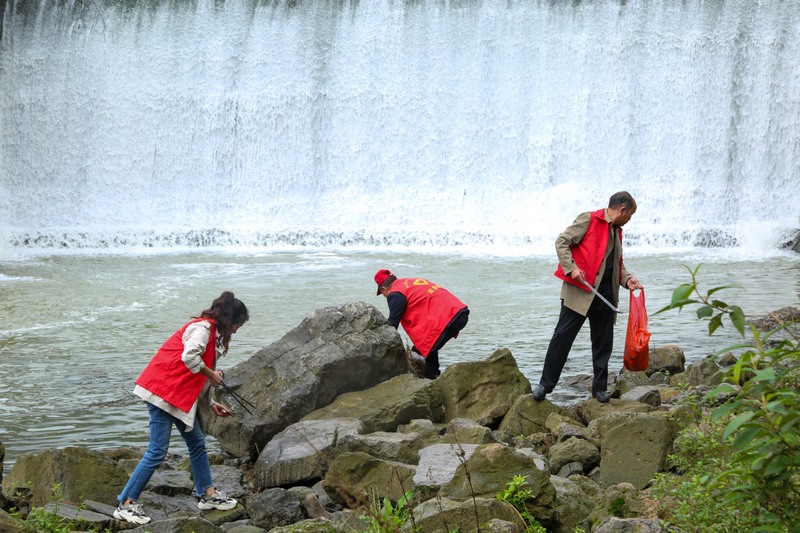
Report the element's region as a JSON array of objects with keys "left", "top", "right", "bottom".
[
  {"left": 113, "top": 500, "right": 152, "bottom": 525},
  {"left": 198, "top": 489, "right": 237, "bottom": 511}
]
